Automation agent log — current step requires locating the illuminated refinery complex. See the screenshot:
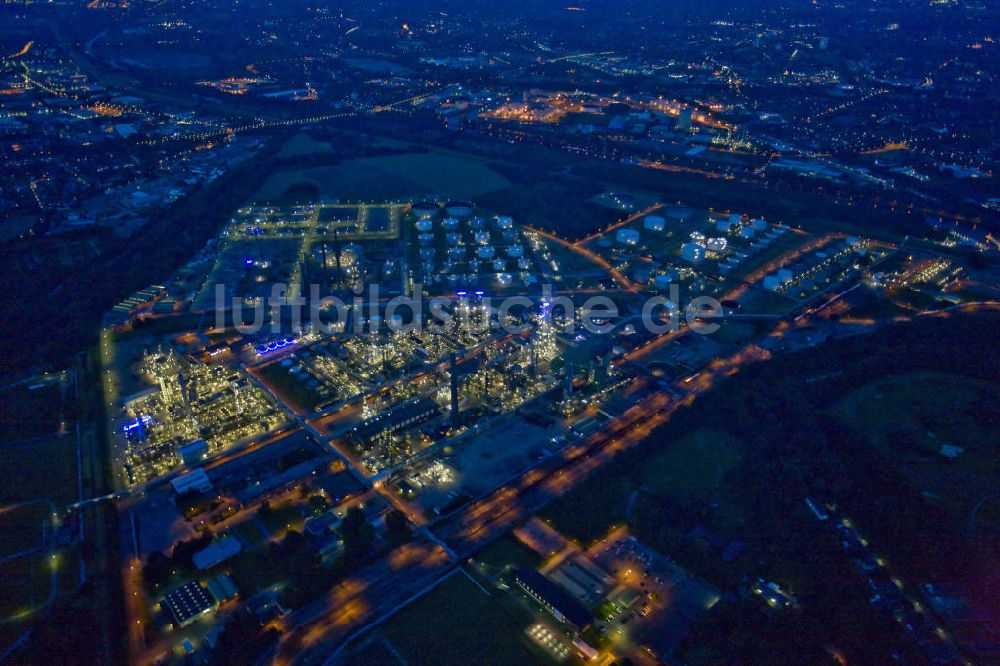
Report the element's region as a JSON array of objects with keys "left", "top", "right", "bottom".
[
  {"left": 4, "top": 1, "right": 999, "bottom": 663},
  {"left": 87, "top": 190, "right": 959, "bottom": 664}
]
